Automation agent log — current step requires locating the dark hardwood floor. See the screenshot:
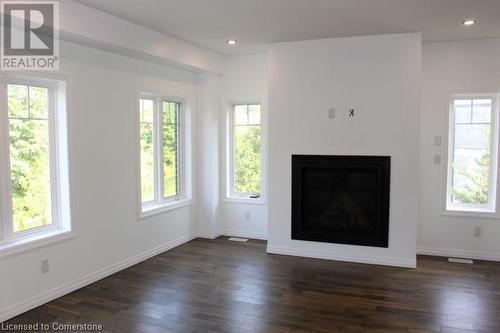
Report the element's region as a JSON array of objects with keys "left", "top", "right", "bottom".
[{"left": 6, "top": 237, "right": 500, "bottom": 332}]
